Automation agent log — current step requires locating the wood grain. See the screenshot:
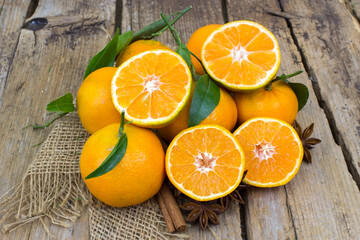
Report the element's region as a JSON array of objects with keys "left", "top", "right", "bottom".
[
  {"left": 0, "top": 0, "right": 115, "bottom": 239},
  {"left": 227, "top": 0, "right": 360, "bottom": 239},
  {"left": 280, "top": 0, "right": 360, "bottom": 185},
  {"left": 122, "top": 0, "right": 244, "bottom": 239},
  {"left": 0, "top": 0, "right": 31, "bottom": 103}
]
